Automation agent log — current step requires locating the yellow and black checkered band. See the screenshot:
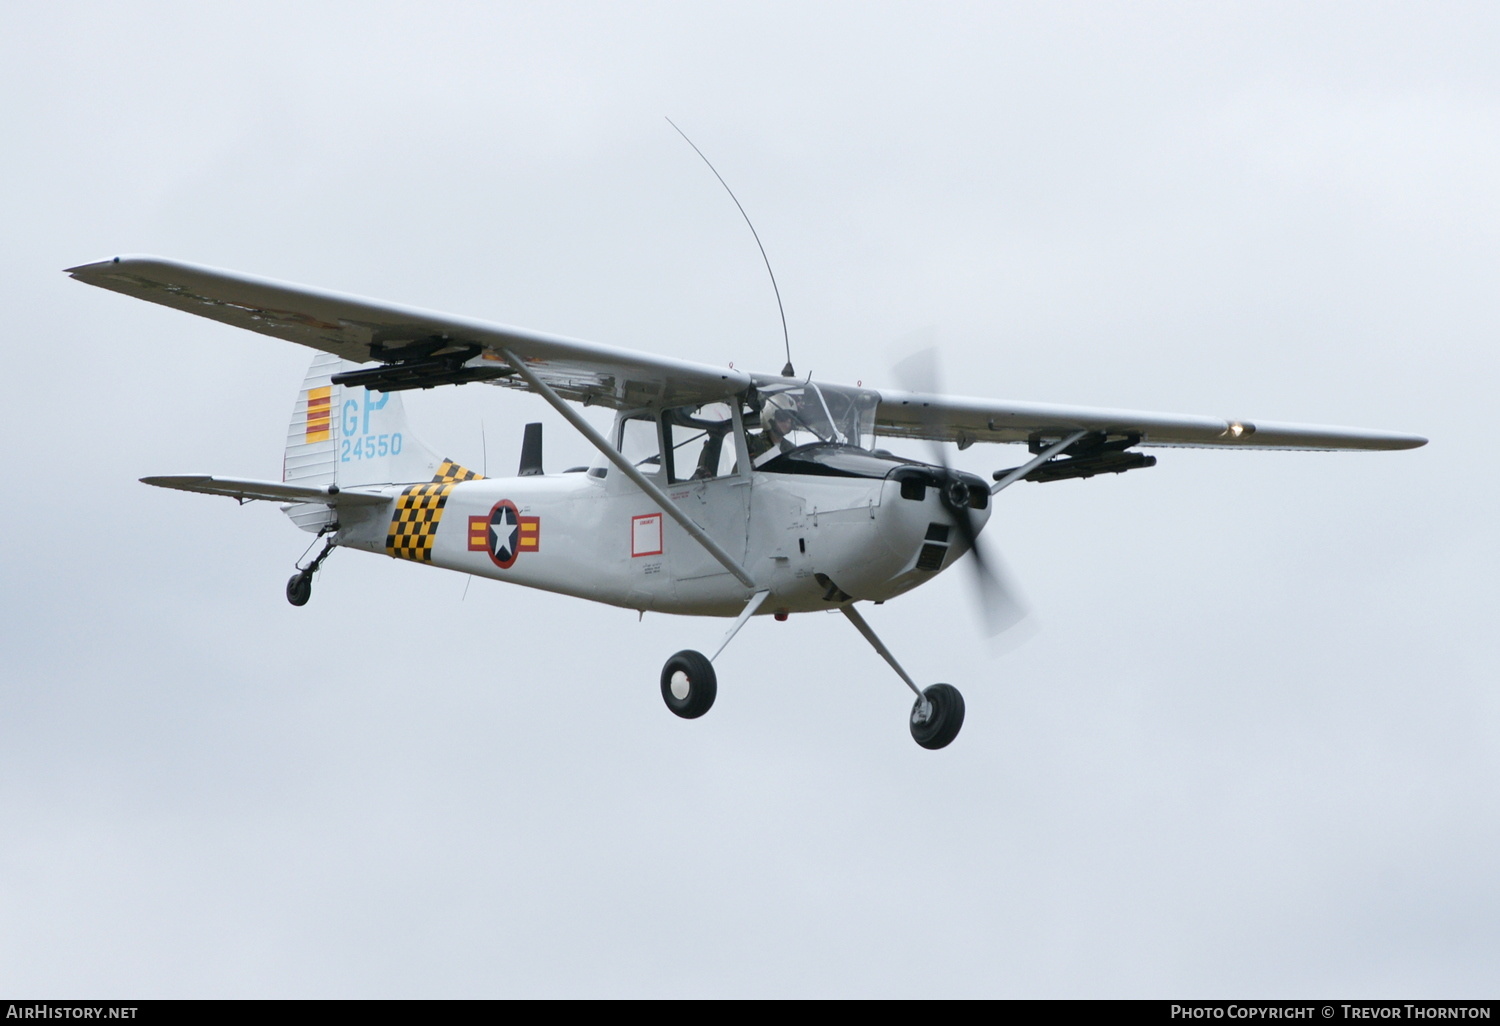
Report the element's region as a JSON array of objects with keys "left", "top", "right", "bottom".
[
  {"left": 384, "top": 459, "right": 483, "bottom": 561},
  {"left": 434, "top": 459, "right": 484, "bottom": 483}
]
